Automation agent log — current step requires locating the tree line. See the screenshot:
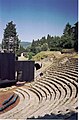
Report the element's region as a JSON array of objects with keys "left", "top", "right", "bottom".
[
  {"left": 1, "top": 21, "right": 78, "bottom": 58},
  {"left": 29, "top": 22, "right": 78, "bottom": 55}
]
